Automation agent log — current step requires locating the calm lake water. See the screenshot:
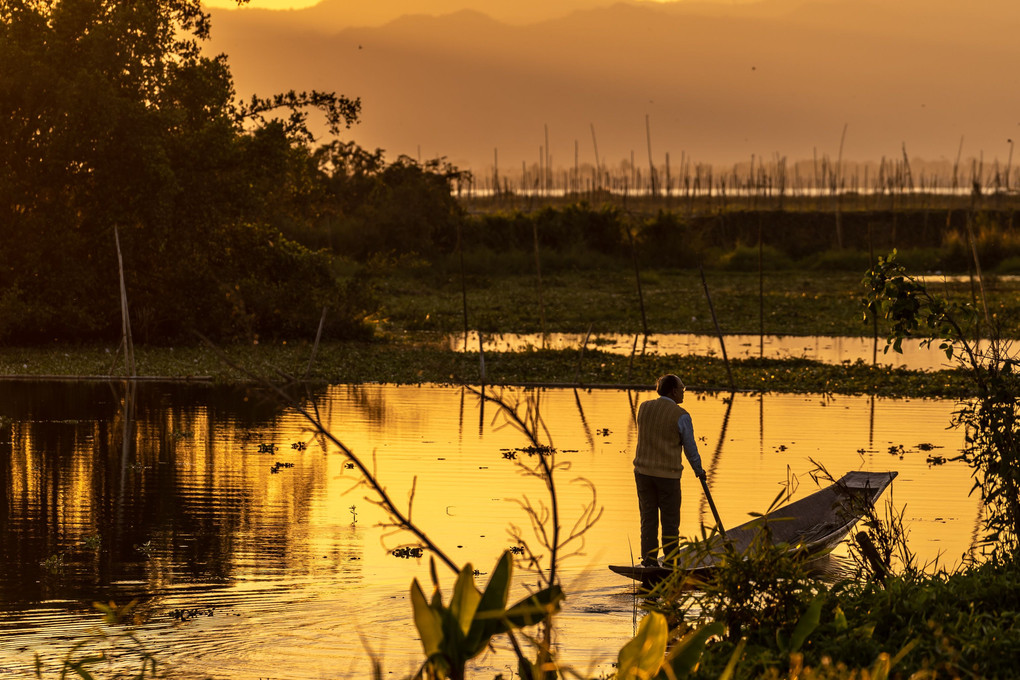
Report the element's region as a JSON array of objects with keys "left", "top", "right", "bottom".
[
  {"left": 446, "top": 332, "right": 1015, "bottom": 372},
  {"left": 0, "top": 381, "right": 981, "bottom": 678}
]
